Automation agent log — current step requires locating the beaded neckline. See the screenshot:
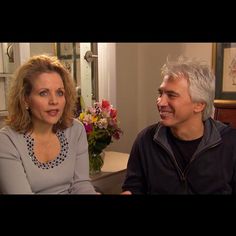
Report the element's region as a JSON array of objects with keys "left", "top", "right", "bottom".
[{"left": 23, "top": 130, "right": 69, "bottom": 169}]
